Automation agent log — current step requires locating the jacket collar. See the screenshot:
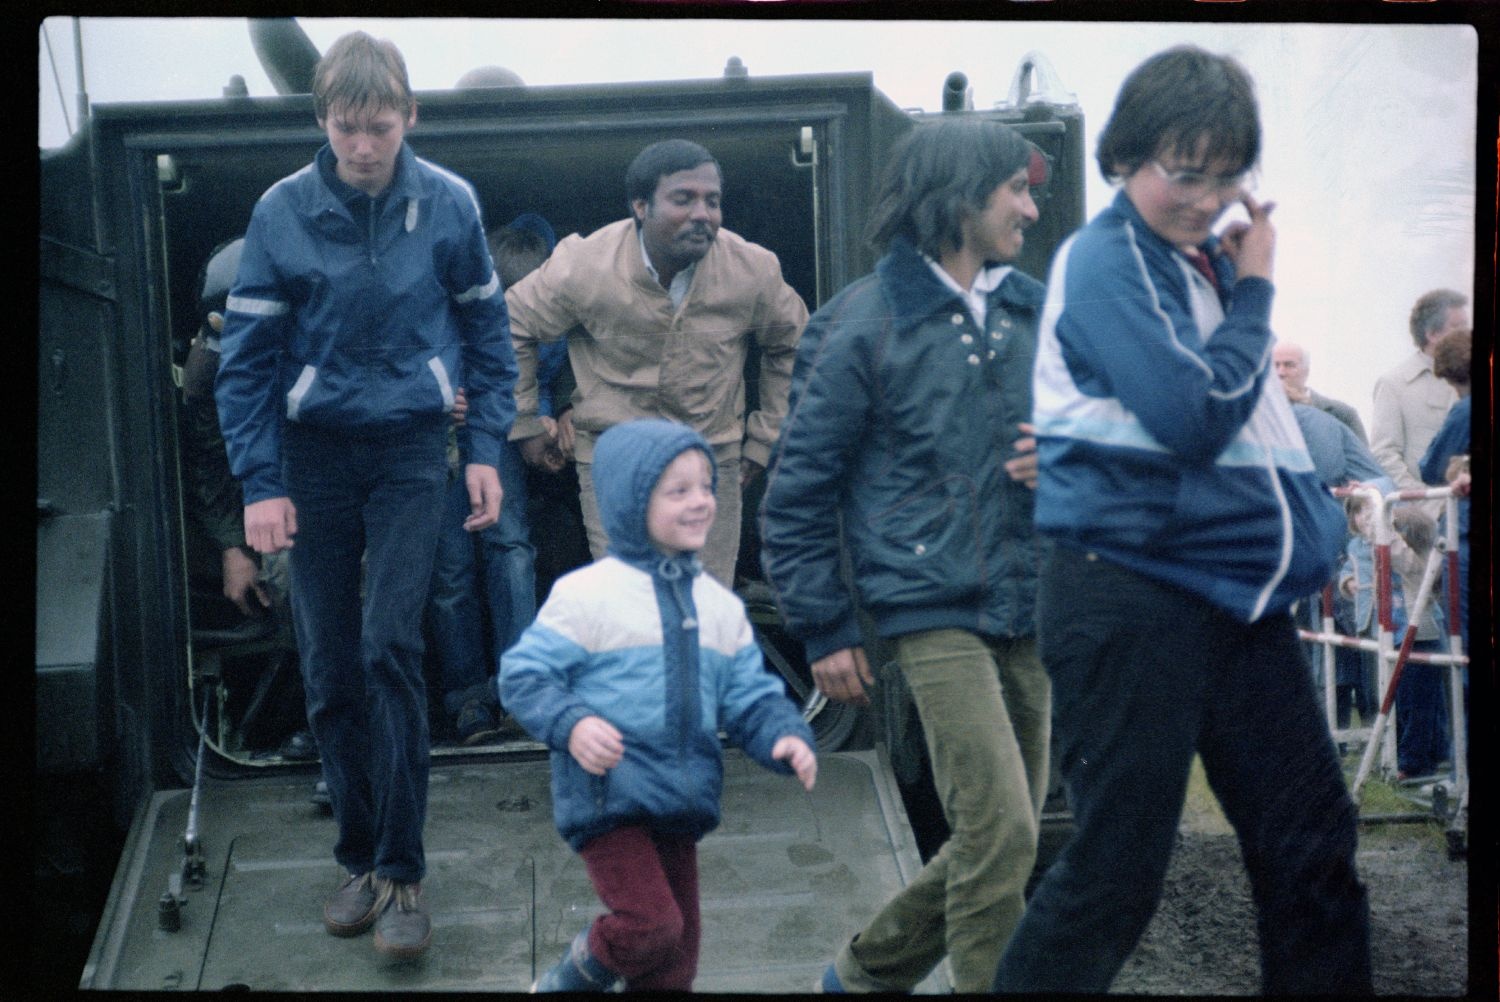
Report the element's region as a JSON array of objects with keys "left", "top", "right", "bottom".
[
  {"left": 875, "top": 236, "right": 1042, "bottom": 334},
  {"left": 312, "top": 141, "right": 423, "bottom": 216}
]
